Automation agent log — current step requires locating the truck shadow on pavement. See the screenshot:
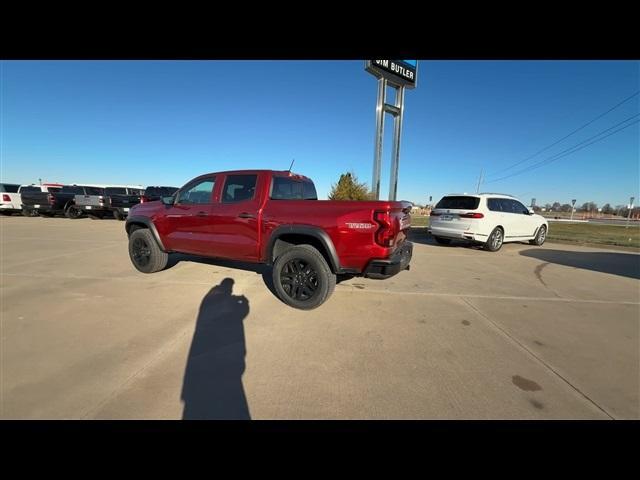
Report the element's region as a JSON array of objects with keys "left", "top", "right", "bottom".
[
  {"left": 181, "top": 277, "right": 251, "bottom": 419},
  {"left": 519, "top": 249, "right": 640, "bottom": 280}
]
